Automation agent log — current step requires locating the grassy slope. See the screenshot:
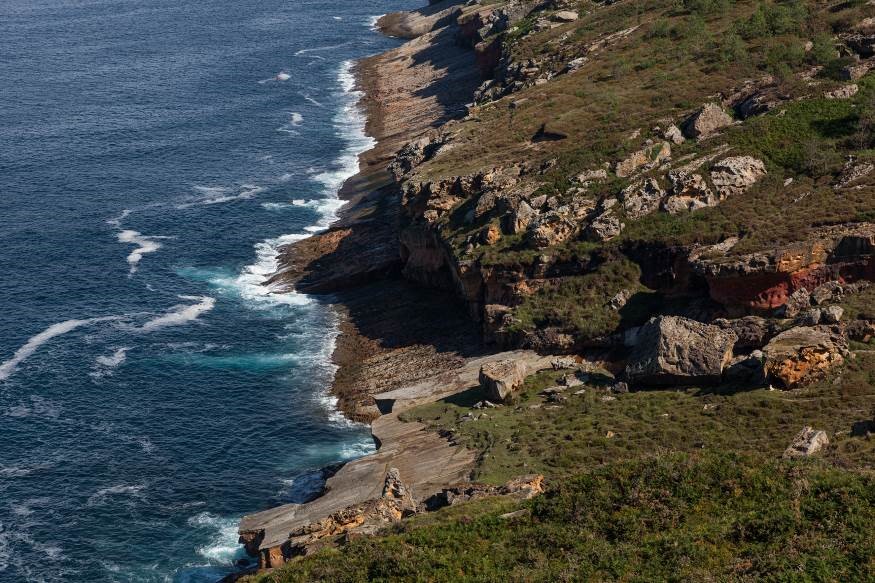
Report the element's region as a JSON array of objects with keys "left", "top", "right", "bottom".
[
  {"left": 427, "top": 0, "right": 875, "bottom": 340},
  {"left": 247, "top": 2, "right": 875, "bottom": 580}
]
